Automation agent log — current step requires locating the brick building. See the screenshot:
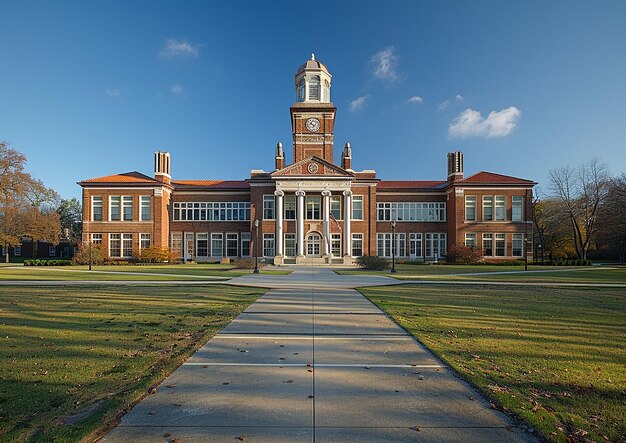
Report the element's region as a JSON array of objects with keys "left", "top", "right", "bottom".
[{"left": 79, "top": 55, "right": 536, "bottom": 265}]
